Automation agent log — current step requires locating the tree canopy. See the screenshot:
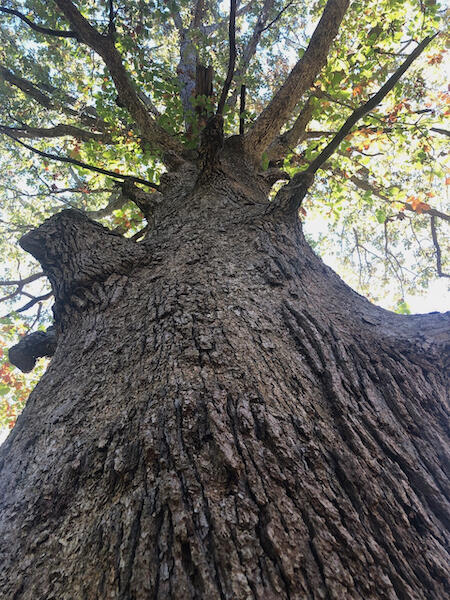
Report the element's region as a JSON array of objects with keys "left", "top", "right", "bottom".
[{"left": 0, "top": 0, "right": 448, "bottom": 429}]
